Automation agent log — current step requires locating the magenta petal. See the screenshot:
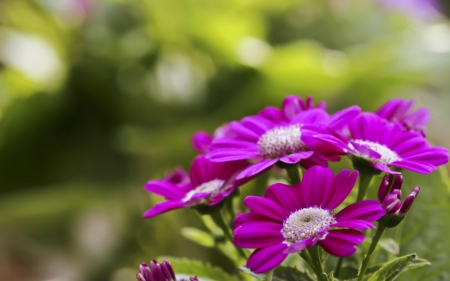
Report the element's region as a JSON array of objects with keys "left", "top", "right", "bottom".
[
  {"left": 328, "top": 105, "right": 361, "bottom": 131},
  {"left": 319, "top": 229, "right": 365, "bottom": 257},
  {"left": 230, "top": 121, "right": 261, "bottom": 141},
  {"left": 233, "top": 212, "right": 277, "bottom": 228},
  {"left": 279, "top": 151, "right": 314, "bottom": 164},
  {"left": 291, "top": 108, "right": 330, "bottom": 125},
  {"left": 142, "top": 200, "right": 185, "bottom": 218},
  {"left": 233, "top": 226, "right": 284, "bottom": 248},
  {"left": 246, "top": 243, "right": 289, "bottom": 274},
  {"left": 330, "top": 220, "right": 375, "bottom": 230},
  {"left": 244, "top": 196, "right": 289, "bottom": 221},
  {"left": 191, "top": 131, "right": 212, "bottom": 154},
  {"left": 301, "top": 132, "right": 348, "bottom": 156},
  {"left": 324, "top": 169, "right": 358, "bottom": 210},
  {"left": 207, "top": 150, "right": 259, "bottom": 162},
  {"left": 406, "top": 148, "right": 449, "bottom": 166},
  {"left": 336, "top": 200, "right": 385, "bottom": 223},
  {"left": 265, "top": 183, "right": 302, "bottom": 213},
  {"left": 258, "top": 106, "right": 284, "bottom": 123},
  {"left": 351, "top": 141, "right": 382, "bottom": 160},
  {"left": 371, "top": 163, "right": 400, "bottom": 174},
  {"left": 390, "top": 160, "right": 434, "bottom": 174},
  {"left": 285, "top": 237, "right": 315, "bottom": 254},
  {"left": 144, "top": 181, "right": 186, "bottom": 200},
  {"left": 236, "top": 159, "right": 278, "bottom": 179},
  {"left": 300, "top": 166, "right": 335, "bottom": 208}
]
